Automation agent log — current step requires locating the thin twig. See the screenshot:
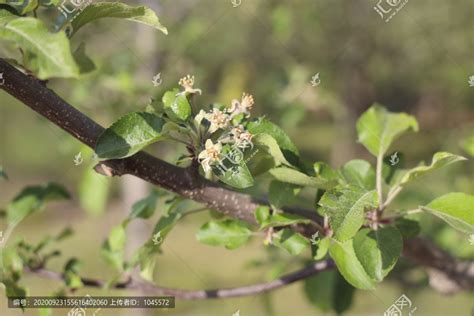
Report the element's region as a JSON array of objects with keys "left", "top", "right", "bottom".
[{"left": 25, "top": 260, "right": 335, "bottom": 300}]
